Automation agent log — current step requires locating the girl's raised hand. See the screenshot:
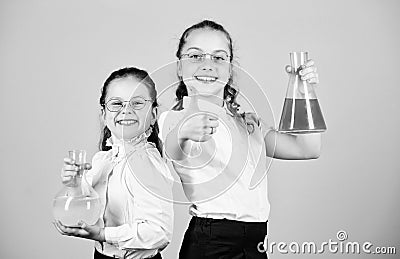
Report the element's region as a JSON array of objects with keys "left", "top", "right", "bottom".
[
  {"left": 179, "top": 91, "right": 219, "bottom": 143},
  {"left": 285, "top": 59, "right": 319, "bottom": 84}
]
